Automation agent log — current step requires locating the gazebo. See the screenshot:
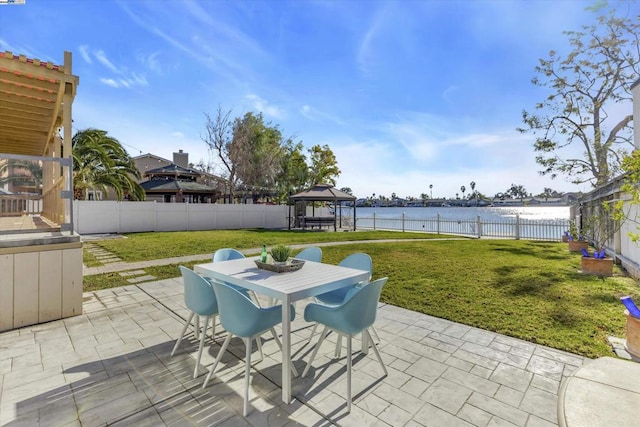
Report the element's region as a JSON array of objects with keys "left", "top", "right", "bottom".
[{"left": 288, "top": 183, "right": 356, "bottom": 231}]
